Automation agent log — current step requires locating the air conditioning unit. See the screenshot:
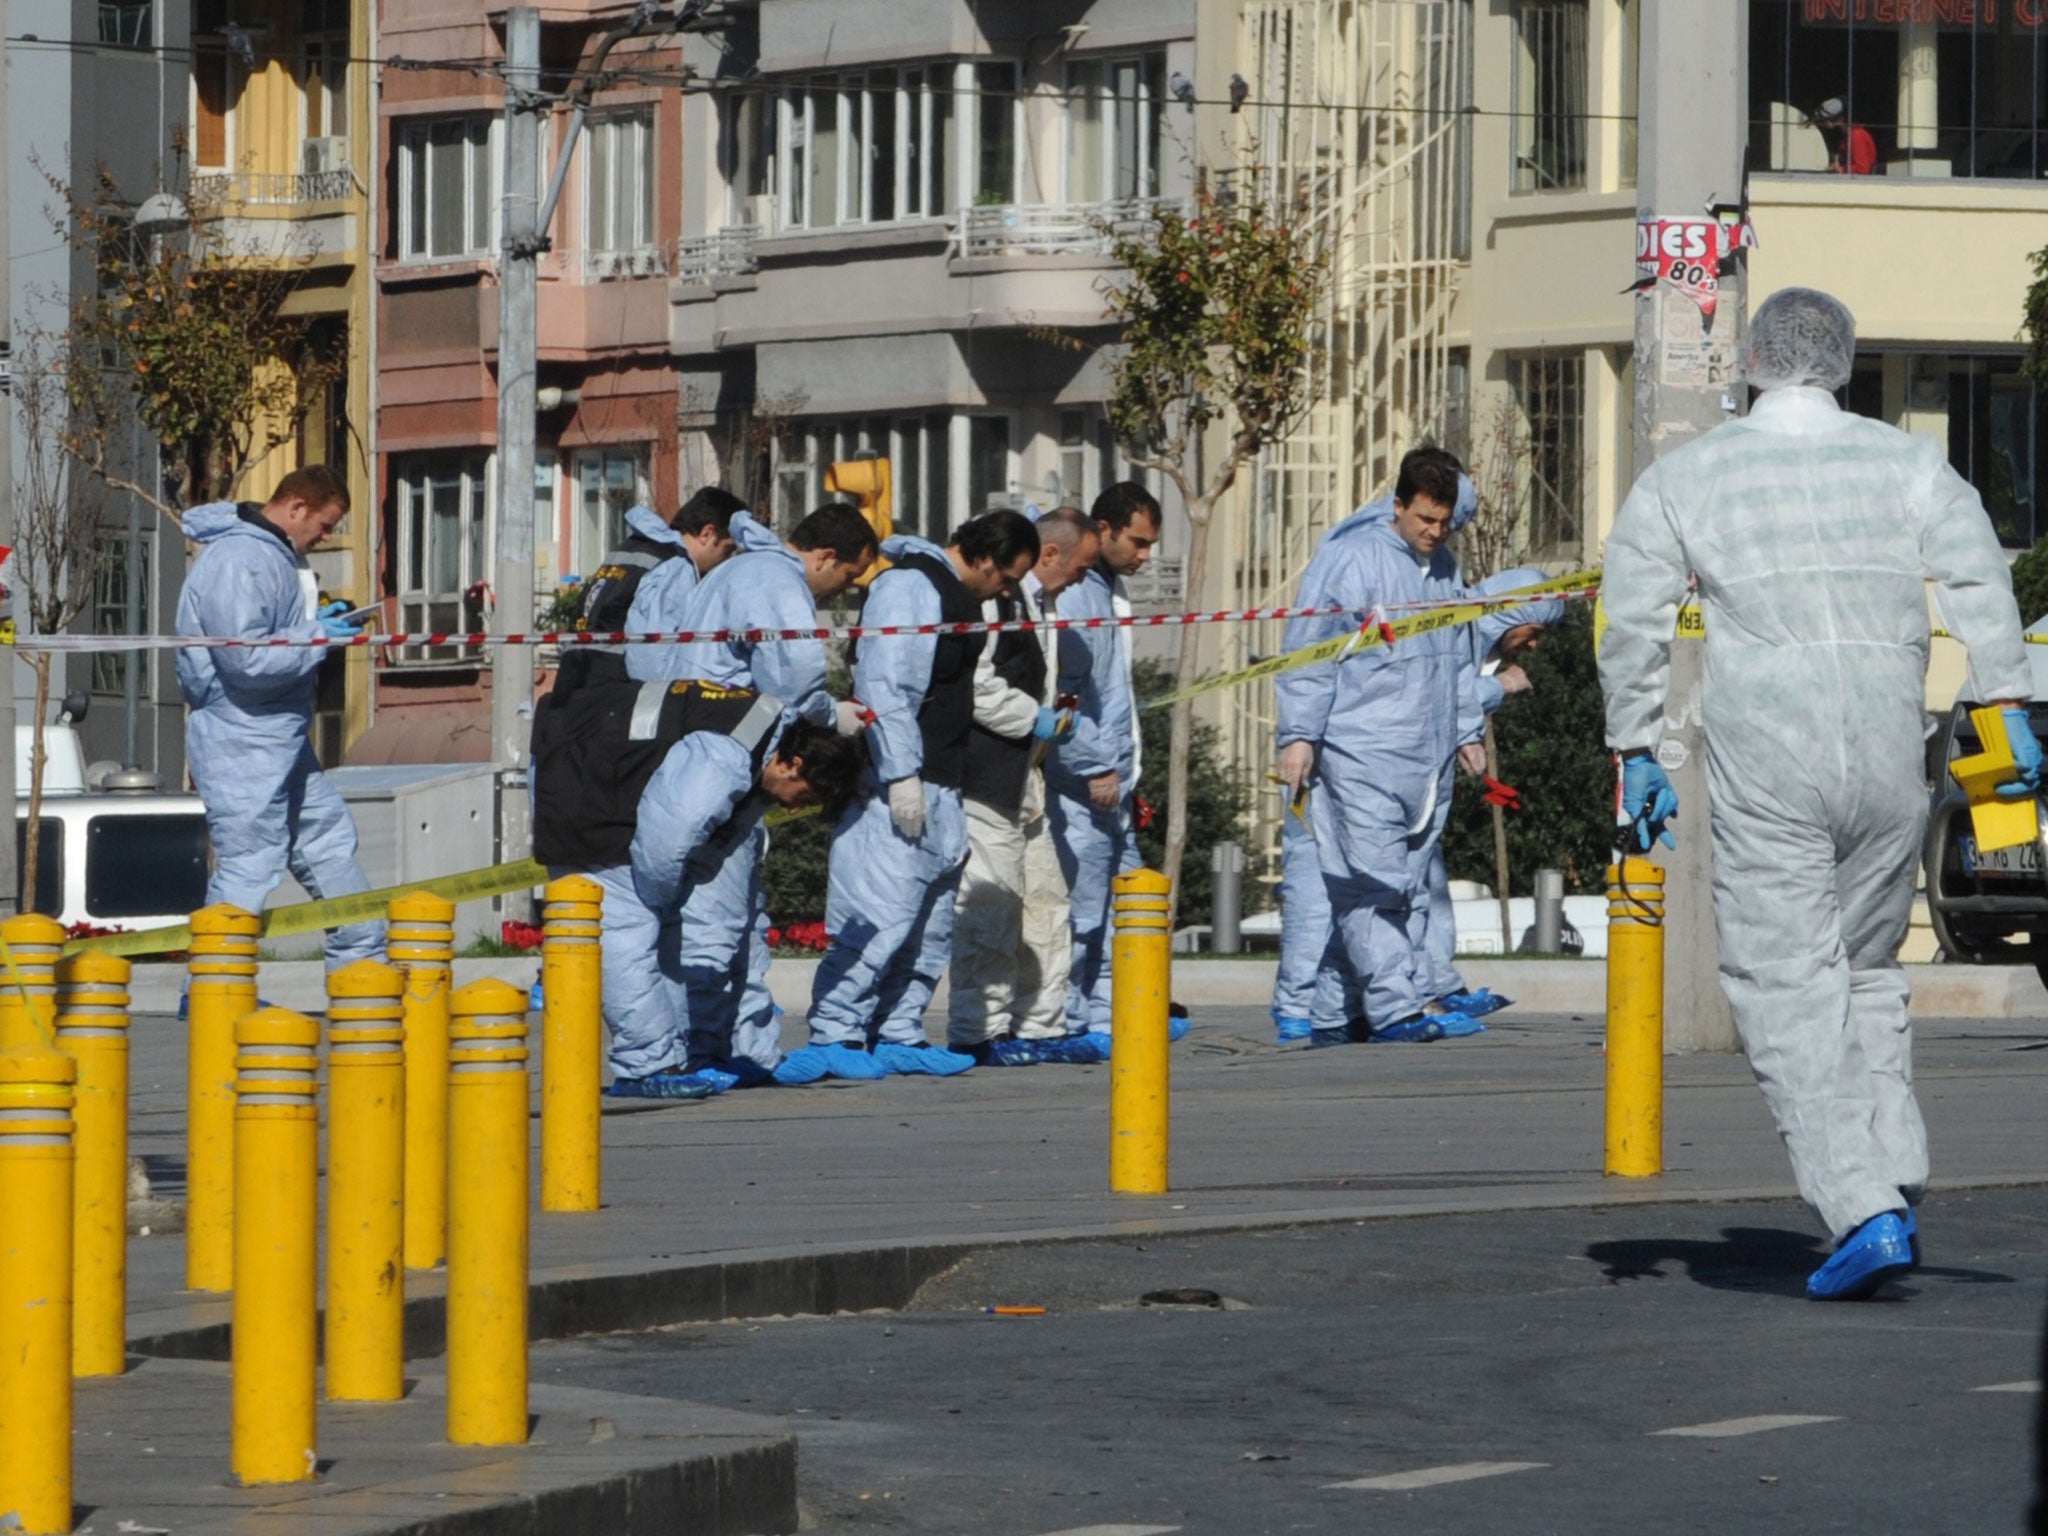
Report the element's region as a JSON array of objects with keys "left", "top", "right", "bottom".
[{"left": 301, "top": 135, "right": 349, "bottom": 177}]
